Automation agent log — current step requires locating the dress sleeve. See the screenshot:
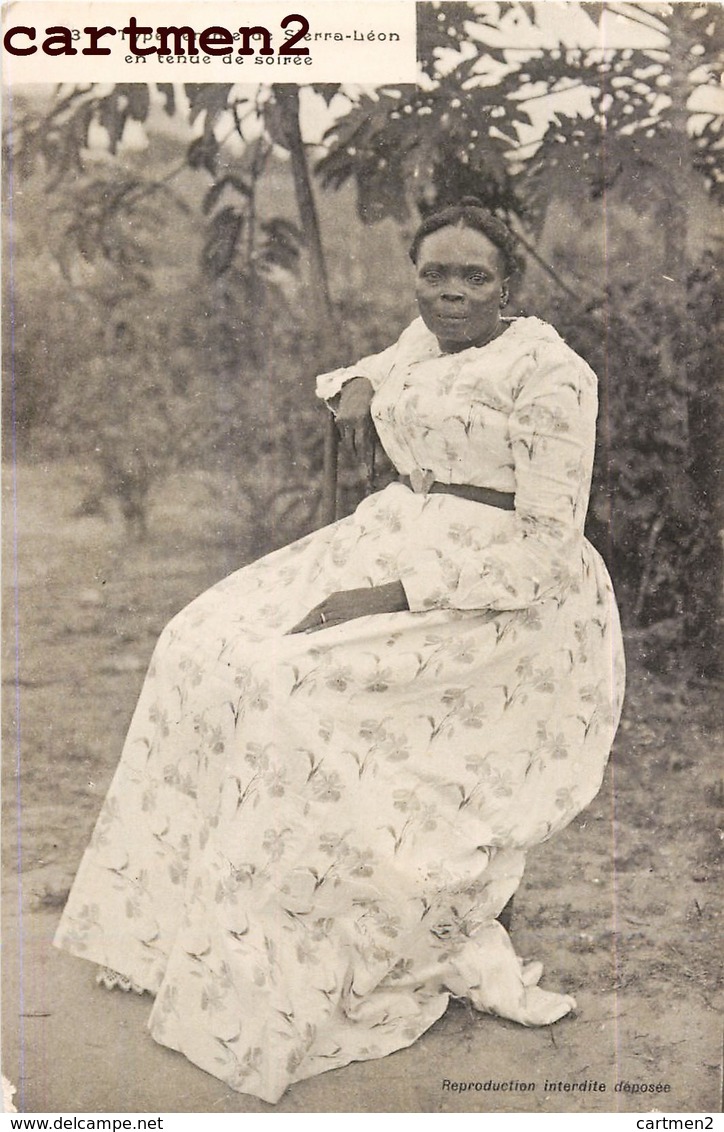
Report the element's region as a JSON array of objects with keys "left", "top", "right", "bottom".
[
  {"left": 315, "top": 320, "right": 423, "bottom": 402},
  {"left": 400, "top": 344, "right": 598, "bottom": 612}
]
